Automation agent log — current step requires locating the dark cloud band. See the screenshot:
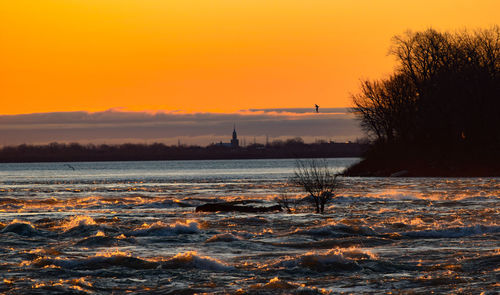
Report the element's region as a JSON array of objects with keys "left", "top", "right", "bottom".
[{"left": 0, "top": 109, "right": 362, "bottom": 146}]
